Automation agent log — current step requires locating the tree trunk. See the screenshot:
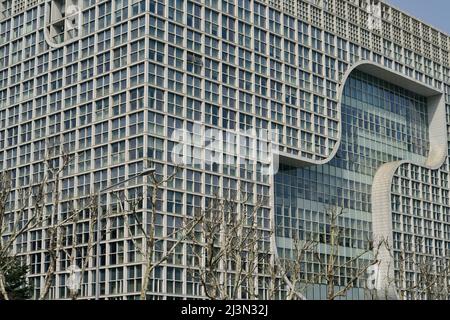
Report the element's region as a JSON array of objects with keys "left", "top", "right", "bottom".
[
  {"left": 0, "top": 272, "right": 9, "bottom": 300},
  {"left": 140, "top": 262, "right": 152, "bottom": 300}
]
